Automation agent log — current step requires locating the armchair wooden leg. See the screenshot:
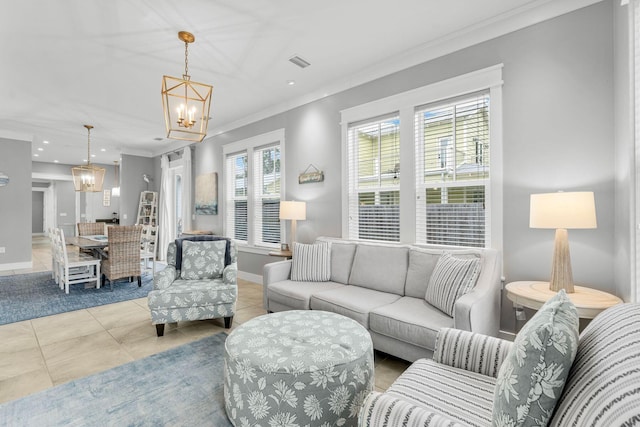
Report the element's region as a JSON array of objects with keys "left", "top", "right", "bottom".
[
  {"left": 224, "top": 316, "right": 233, "bottom": 329},
  {"left": 156, "top": 324, "right": 165, "bottom": 337}
]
